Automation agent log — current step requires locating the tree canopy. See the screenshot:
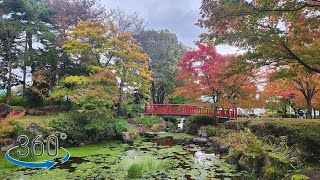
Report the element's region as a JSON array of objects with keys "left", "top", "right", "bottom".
[
  {"left": 198, "top": 0, "right": 320, "bottom": 73},
  {"left": 175, "top": 44, "right": 257, "bottom": 109},
  {"left": 135, "top": 29, "right": 188, "bottom": 104}
]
